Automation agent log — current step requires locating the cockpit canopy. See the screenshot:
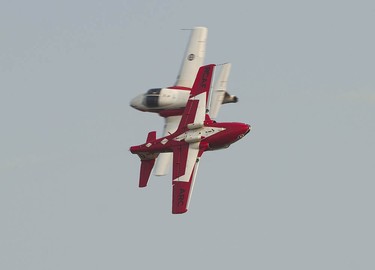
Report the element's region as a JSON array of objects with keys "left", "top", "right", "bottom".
[{"left": 143, "top": 88, "right": 162, "bottom": 107}]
